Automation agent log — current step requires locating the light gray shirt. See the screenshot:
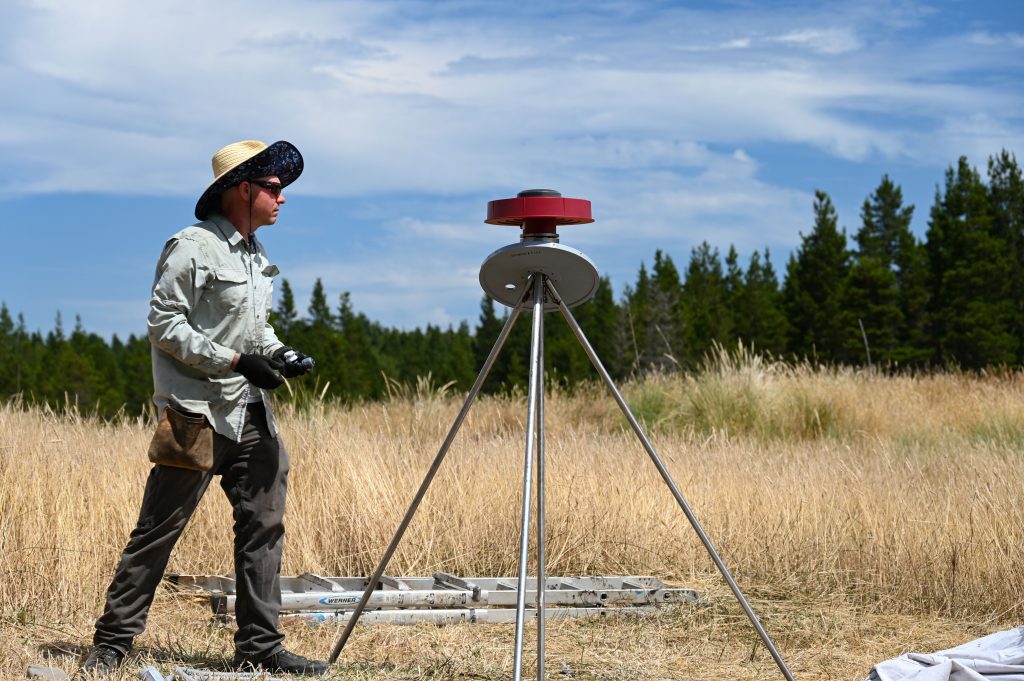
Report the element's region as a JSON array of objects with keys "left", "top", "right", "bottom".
[{"left": 147, "top": 213, "right": 285, "bottom": 441}]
